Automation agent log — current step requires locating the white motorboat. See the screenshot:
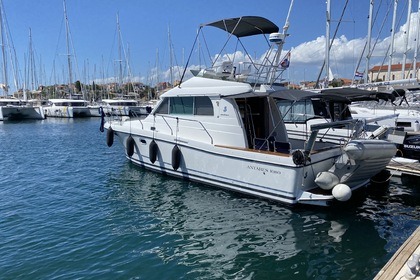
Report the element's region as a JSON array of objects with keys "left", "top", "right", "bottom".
[
  {"left": 349, "top": 105, "right": 420, "bottom": 132},
  {"left": 346, "top": 86, "right": 420, "bottom": 132},
  {"left": 103, "top": 15, "right": 396, "bottom": 206},
  {"left": 275, "top": 88, "right": 399, "bottom": 147},
  {"left": 100, "top": 99, "right": 151, "bottom": 117},
  {"left": 43, "top": 99, "right": 99, "bottom": 118},
  {"left": 0, "top": 98, "right": 45, "bottom": 121}
]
